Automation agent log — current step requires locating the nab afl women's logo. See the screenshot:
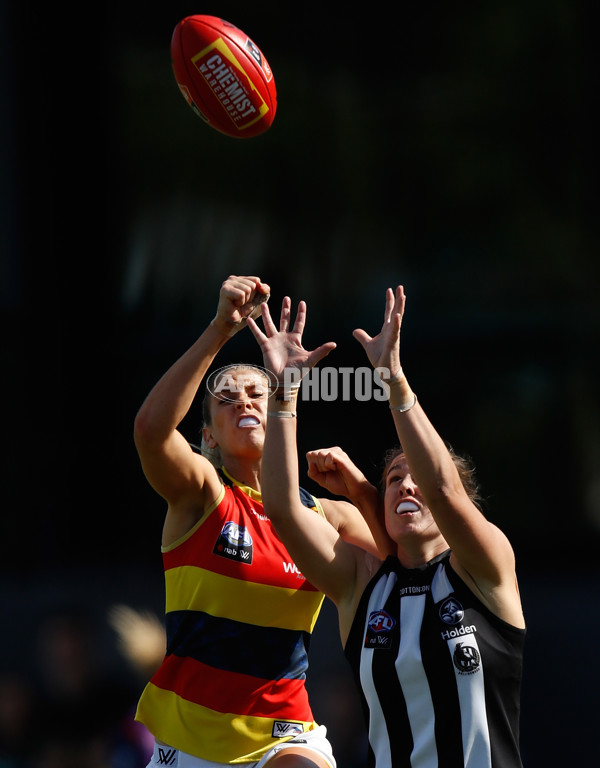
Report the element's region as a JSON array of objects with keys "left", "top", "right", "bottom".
[
  {"left": 213, "top": 521, "right": 253, "bottom": 564},
  {"left": 364, "top": 610, "right": 397, "bottom": 650},
  {"left": 368, "top": 610, "right": 395, "bottom": 633},
  {"left": 439, "top": 597, "right": 464, "bottom": 625},
  {"left": 453, "top": 642, "right": 481, "bottom": 674}
]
